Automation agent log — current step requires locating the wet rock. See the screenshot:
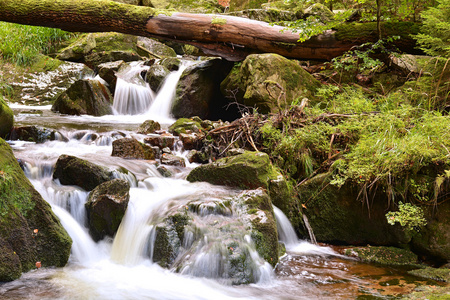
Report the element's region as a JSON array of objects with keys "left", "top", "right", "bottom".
[
  {"left": 85, "top": 179, "right": 130, "bottom": 241},
  {"left": 179, "top": 132, "right": 204, "bottom": 150},
  {"left": 0, "top": 97, "right": 13, "bottom": 138},
  {"left": 186, "top": 150, "right": 209, "bottom": 164},
  {"left": 168, "top": 118, "right": 202, "bottom": 136},
  {"left": 137, "top": 37, "right": 177, "bottom": 58},
  {"left": 9, "top": 126, "right": 66, "bottom": 143},
  {"left": 145, "top": 64, "right": 170, "bottom": 92},
  {"left": 0, "top": 139, "right": 72, "bottom": 282},
  {"left": 138, "top": 120, "right": 162, "bottom": 135},
  {"left": 161, "top": 153, "right": 186, "bottom": 167},
  {"left": 157, "top": 165, "right": 172, "bottom": 177},
  {"left": 112, "top": 138, "right": 155, "bottom": 160},
  {"left": 221, "top": 53, "right": 321, "bottom": 114},
  {"left": 53, "top": 154, "right": 113, "bottom": 191},
  {"left": 172, "top": 58, "right": 233, "bottom": 120},
  {"left": 85, "top": 51, "right": 142, "bottom": 71},
  {"left": 9, "top": 58, "right": 91, "bottom": 105},
  {"left": 98, "top": 60, "right": 125, "bottom": 93},
  {"left": 51, "top": 79, "right": 113, "bottom": 116},
  {"left": 237, "top": 188, "right": 279, "bottom": 267},
  {"left": 143, "top": 134, "right": 175, "bottom": 149},
  {"left": 186, "top": 151, "right": 281, "bottom": 190},
  {"left": 344, "top": 246, "right": 419, "bottom": 266},
  {"left": 158, "top": 57, "right": 181, "bottom": 71}
]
